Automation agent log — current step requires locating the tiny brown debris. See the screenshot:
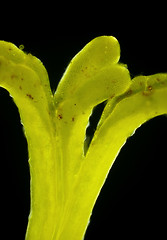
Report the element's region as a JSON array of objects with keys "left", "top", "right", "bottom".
[
  {"left": 72, "top": 117, "right": 75, "bottom": 122},
  {"left": 156, "top": 78, "right": 165, "bottom": 85},
  {"left": 147, "top": 85, "right": 152, "bottom": 91},
  {"left": 142, "top": 85, "right": 153, "bottom": 96},
  {"left": 81, "top": 66, "right": 91, "bottom": 77},
  {"left": 11, "top": 74, "right": 18, "bottom": 79},
  {"left": 19, "top": 86, "right": 22, "bottom": 90},
  {"left": 26, "top": 94, "right": 34, "bottom": 100},
  {"left": 126, "top": 89, "right": 133, "bottom": 96},
  {"left": 109, "top": 94, "right": 115, "bottom": 99},
  {"left": 58, "top": 114, "right": 63, "bottom": 120}
]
